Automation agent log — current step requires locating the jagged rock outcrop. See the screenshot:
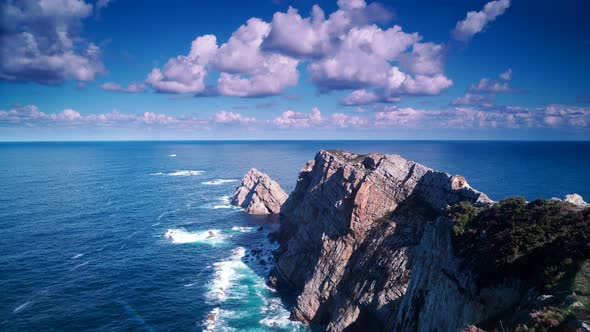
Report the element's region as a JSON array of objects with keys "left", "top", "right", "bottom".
[
  {"left": 269, "top": 150, "right": 493, "bottom": 331},
  {"left": 232, "top": 168, "right": 288, "bottom": 215},
  {"left": 394, "top": 217, "right": 522, "bottom": 331}
]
